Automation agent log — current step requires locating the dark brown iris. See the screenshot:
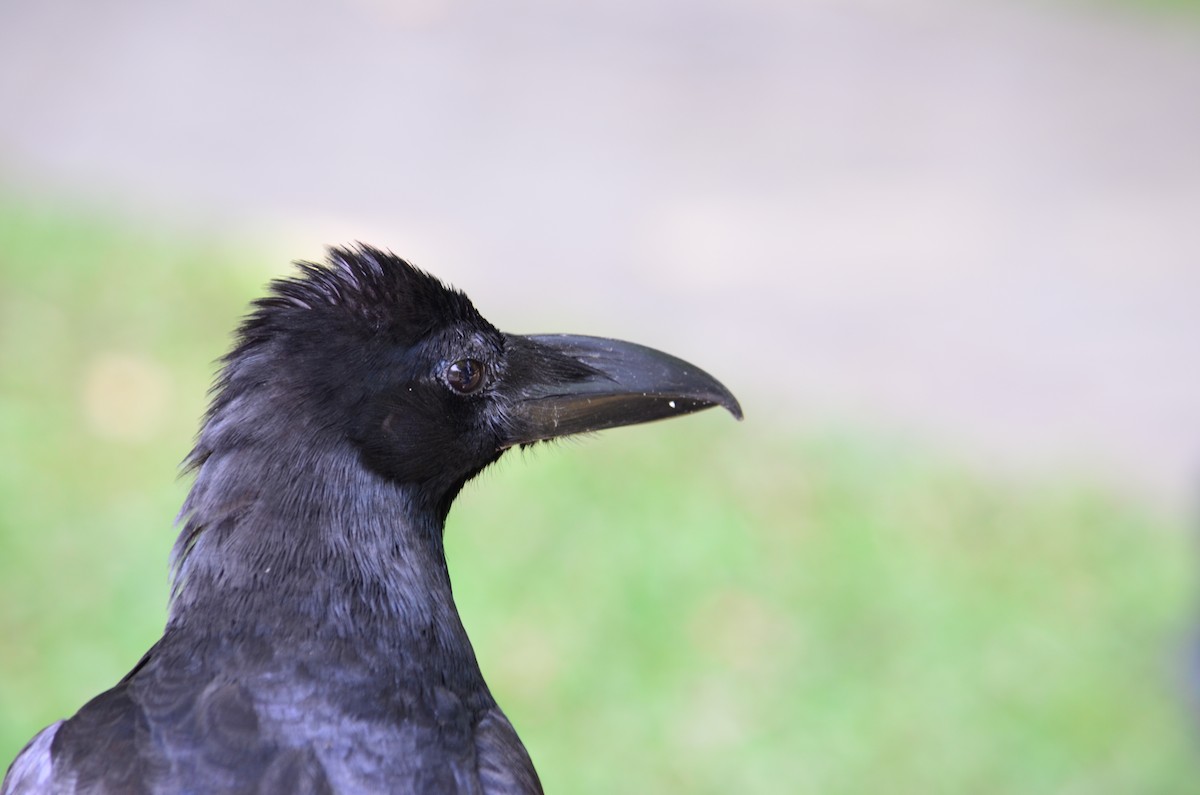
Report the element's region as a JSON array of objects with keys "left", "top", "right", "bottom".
[{"left": 446, "top": 359, "right": 485, "bottom": 394}]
